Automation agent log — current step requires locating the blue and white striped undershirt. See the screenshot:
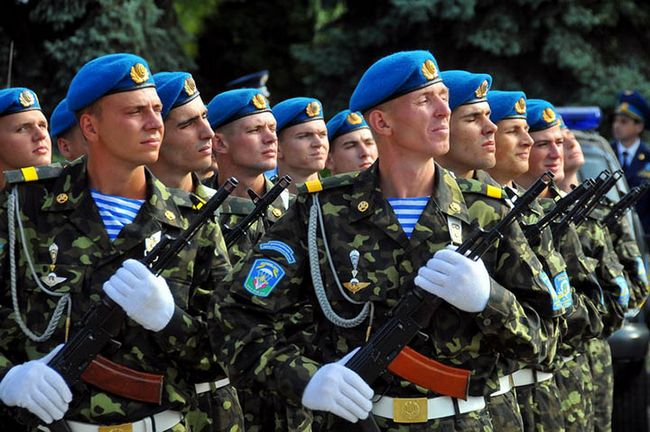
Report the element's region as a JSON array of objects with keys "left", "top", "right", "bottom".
[
  {"left": 387, "top": 197, "right": 428, "bottom": 238},
  {"left": 91, "top": 189, "right": 144, "bottom": 241}
]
